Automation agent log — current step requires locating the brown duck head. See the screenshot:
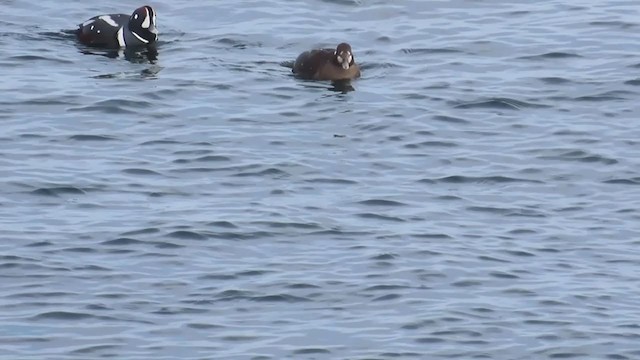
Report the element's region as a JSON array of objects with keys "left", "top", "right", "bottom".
[{"left": 333, "top": 43, "right": 355, "bottom": 70}]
